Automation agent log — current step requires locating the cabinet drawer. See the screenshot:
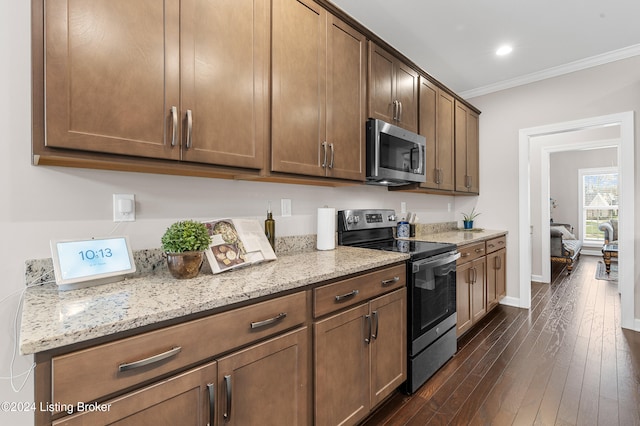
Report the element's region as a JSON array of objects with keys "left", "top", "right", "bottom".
[
  {"left": 314, "top": 264, "right": 405, "bottom": 318},
  {"left": 485, "top": 235, "right": 506, "bottom": 254},
  {"left": 52, "top": 291, "right": 307, "bottom": 410},
  {"left": 457, "top": 241, "right": 486, "bottom": 265}
]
